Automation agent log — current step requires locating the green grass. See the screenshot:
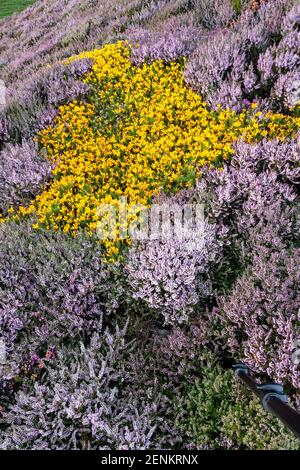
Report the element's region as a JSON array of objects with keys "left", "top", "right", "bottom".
[
  {"left": 231, "top": 0, "right": 242, "bottom": 15},
  {"left": 0, "top": 0, "right": 35, "bottom": 19}
]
